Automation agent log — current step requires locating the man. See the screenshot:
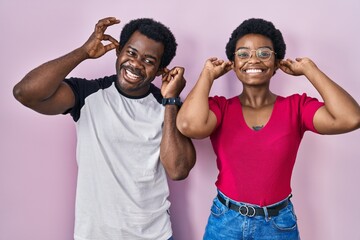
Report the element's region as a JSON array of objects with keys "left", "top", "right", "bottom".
[{"left": 13, "top": 17, "right": 196, "bottom": 240}]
